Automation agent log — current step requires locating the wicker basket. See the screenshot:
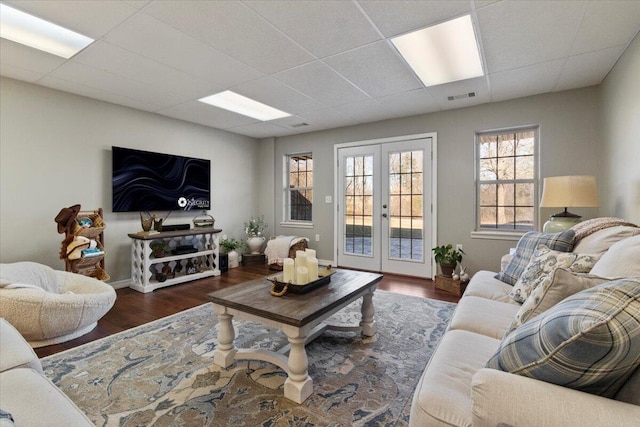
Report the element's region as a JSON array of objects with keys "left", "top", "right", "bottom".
[
  {"left": 71, "top": 212, "right": 106, "bottom": 239},
  {"left": 269, "top": 238, "right": 308, "bottom": 270},
  {"left": 77, "top": 265, "right": 110, "bottom": 281}
]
